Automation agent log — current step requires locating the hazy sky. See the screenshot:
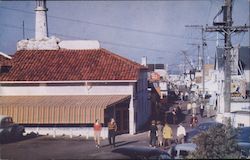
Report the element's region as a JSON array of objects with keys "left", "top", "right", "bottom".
[{"left": 0, "top": 0, "right": 249, "bottom": 67}]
